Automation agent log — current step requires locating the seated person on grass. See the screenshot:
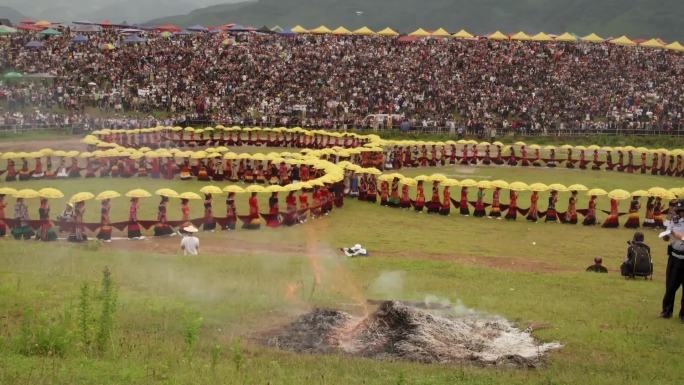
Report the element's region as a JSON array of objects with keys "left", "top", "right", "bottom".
[
  {"left": 621, "top": 232, "right": 653, "bottom": 278},
  {"left": 586, "top": 257, "right": 608, "bottom": 273}
]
